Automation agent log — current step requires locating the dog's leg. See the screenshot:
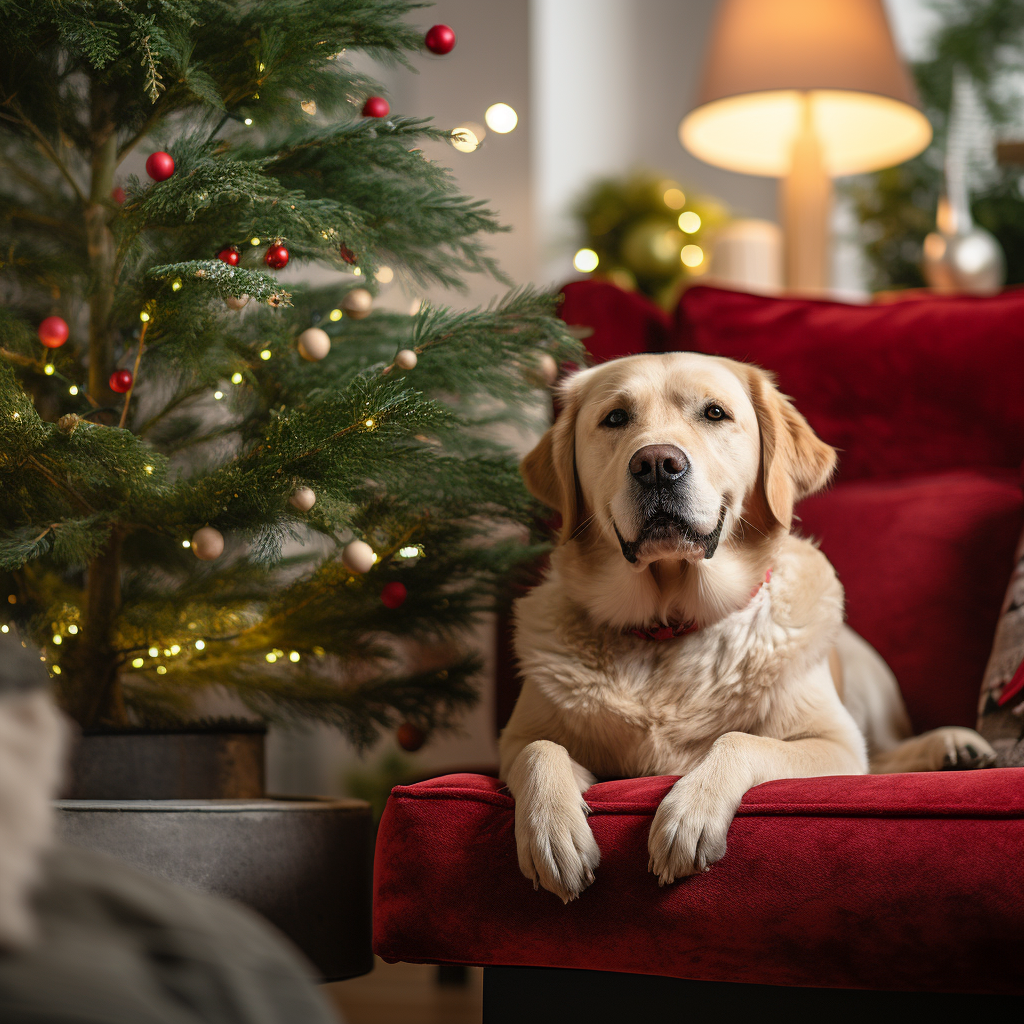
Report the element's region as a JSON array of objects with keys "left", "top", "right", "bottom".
[
  {"left": 504, "top": 740, "right": 600, "bottom": 903},
  {"left": 869, "top": 728, "right": 996, "bottom": 773},
  {"left": 648, "top": 729, "right": 863, "bottom": 885}
]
